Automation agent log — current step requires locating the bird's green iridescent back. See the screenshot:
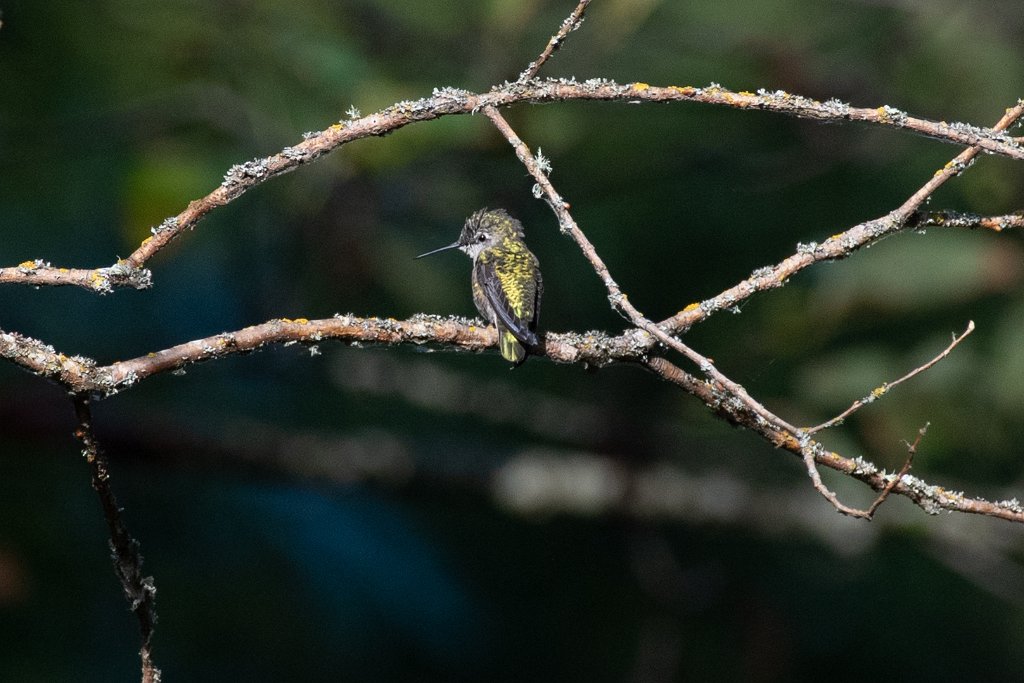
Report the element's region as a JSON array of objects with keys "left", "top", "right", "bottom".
[
  {"left": 468, "top": 212, "right": 542, "bottom": 365},
  {"left": 417, "top": 208, "right": 542, "bottom": 365}
]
